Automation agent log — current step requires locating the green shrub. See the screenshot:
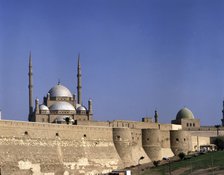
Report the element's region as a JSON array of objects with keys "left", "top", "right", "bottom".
[{"left": 214, "top": 136, "right": 224, "bottom": 150}]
